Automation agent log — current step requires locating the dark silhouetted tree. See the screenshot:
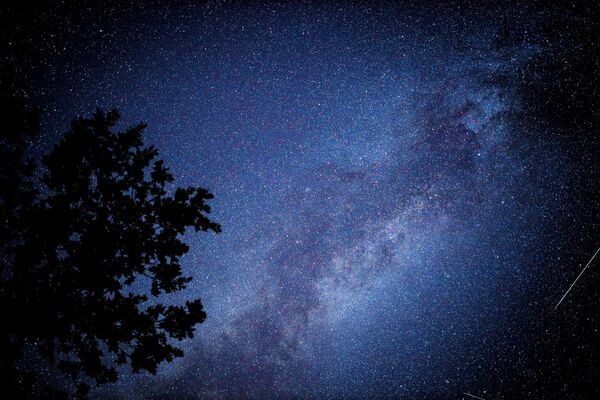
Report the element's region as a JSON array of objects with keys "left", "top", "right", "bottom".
[{"left": 0, "top": 99, "right": 220, "bottom": 399}]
